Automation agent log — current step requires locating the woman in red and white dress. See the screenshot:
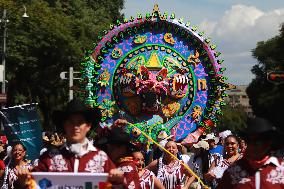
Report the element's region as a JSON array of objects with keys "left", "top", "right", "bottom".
[
  {"left": 146, "top": 141, "right": 195, "bottom": 189},
  {"left": 132, "top": 151, "right": 164, "bottom": 189},
  {"left": 205, "top": 135, "right": 242, "bottom": 182},
  {"left": 2, "top": 143, "right": 33, "bottom": 189}
]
